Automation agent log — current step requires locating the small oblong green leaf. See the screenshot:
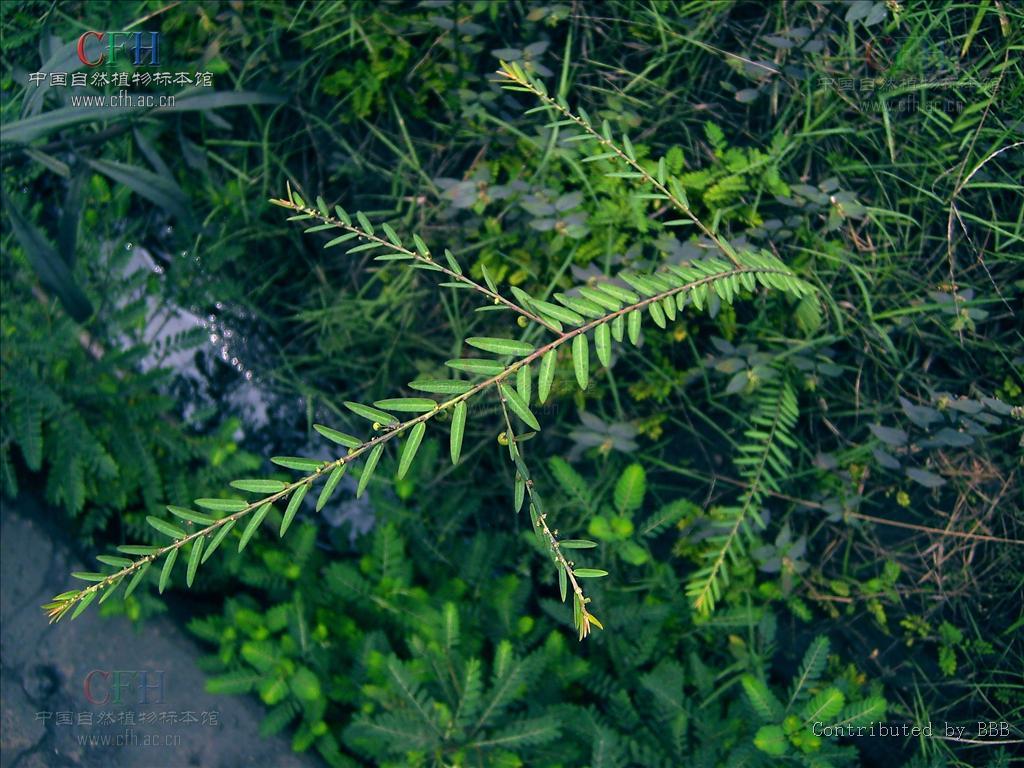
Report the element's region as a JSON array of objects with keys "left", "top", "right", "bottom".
[
  {"left": 558, "top": 563, "right": 567, "bottom": 602},
  {"left": 324, "top": 232, "right": 357, "bottom": 249},
  {"left": 202, "top": 520, "right": 237, "bottom": 563},
  {"left": 397, "top": 422, "right": 426, "bottom": 480},
  {"left": 71, "top": 589, "right": 98, "bottom": 620},
  {"left": 381, "top": 222, "right": 402, "bottom": 247},
  {"left": 560, "top": 539, "right": 599, "bottom": 549},
  {"left": 595, "top": 323, "right": 611, "bottom": 367},
  {"left": 408, "top": 379, "right": 473, "bottom": 395},
  {"left": 529, "top": 298, "right": 584, "bottom": 326},
  {"left": 445, "top": 358, "right": 505, "bottom": 376},
  {"left": 578, "top": 286, "right": 622, "bottom": 311},
  {"left": 596, "top": 282, "right": 639, "bottom": 303},
  {"left": 187, "top": 537, "right": 204, "bottom": 588},
  {"left": 373, "top": 398, "right": 437, "bottom": 413},
  {"left": 117, "top": 544, "right": 160, "bottom": 556},
  {"left": 123, "top": 562, "right": 150, "bottom": 599},
  {"left": 500, "top": 384, "right": 541, "bottom": 431},
  {"left": 517, "top": 364, "right": 532, "bottom": 405},
  {"left": 648, "top": 300, "right": 667, "bottom": 328},
  {"left": 662, "top": 295, "right": 677, "bottom": 321},
  {"left": 313, "top": 423, "right": 362, "bottom": 448},
  {"left": 281, "top": 482, "right": 309, "bottom": 536},
  {"left": 357, "top": 444, "right": 384, "bottom": 498},
  {"left": 147, "top": 516, "right": 186, "bottom": 539},
  {"left": 316, "top": 465, "right": 346, "bottom": 512},
  {"left": 96, "top": 555, "right": 132, "bottom": 568},
  {"left": 627, "top": 310, "right": 642, "bottom": 345},
  {"left": 572, "top": 334, "right": 589, "bottom": 390},
  {"left": 450, "top": 402, "right": 467, "bottom": 465},
  {"left": 465, "top": 337, "right": 535, "bottom": 356},
  {"left": 619, "top": 273, "right": 661, "bottom": 297},
  {"left": 554, "top": 293, "right": 604, "bottom": 319},
  {"left": 159, "top": 548, "right": 178, "bottom": 593},
  {"left": 238, "top": 503, "right": 271, "bottom": 552},
  {"left": 538, "top": 350, "right": 556, "bottom": 404},
  {"left": 443, "top": 248, "right": 462, "bottom": 274},
  {"left": 167, "top": 506, "right": 218, "bottom": 525},
  {"left": 270, "top": 456, "right": 324, "bottom": 472},
  {"left": 355, "top": 211, "right": 375, "bottom": 235},
  {"left": 611, "top": 314, "right": 625, "bottom": 342},
  {"left": 195, "top": 498, "right": 250, "bottom": 512},
  {"left": 229, "top": 479, "right": 287, "bottom": 494},
  {"left": 572, "top": 568, "right": 609, "bottom": 578},
  {"left": 344, "top": 401, "right": 397, "bottom": 425}
]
